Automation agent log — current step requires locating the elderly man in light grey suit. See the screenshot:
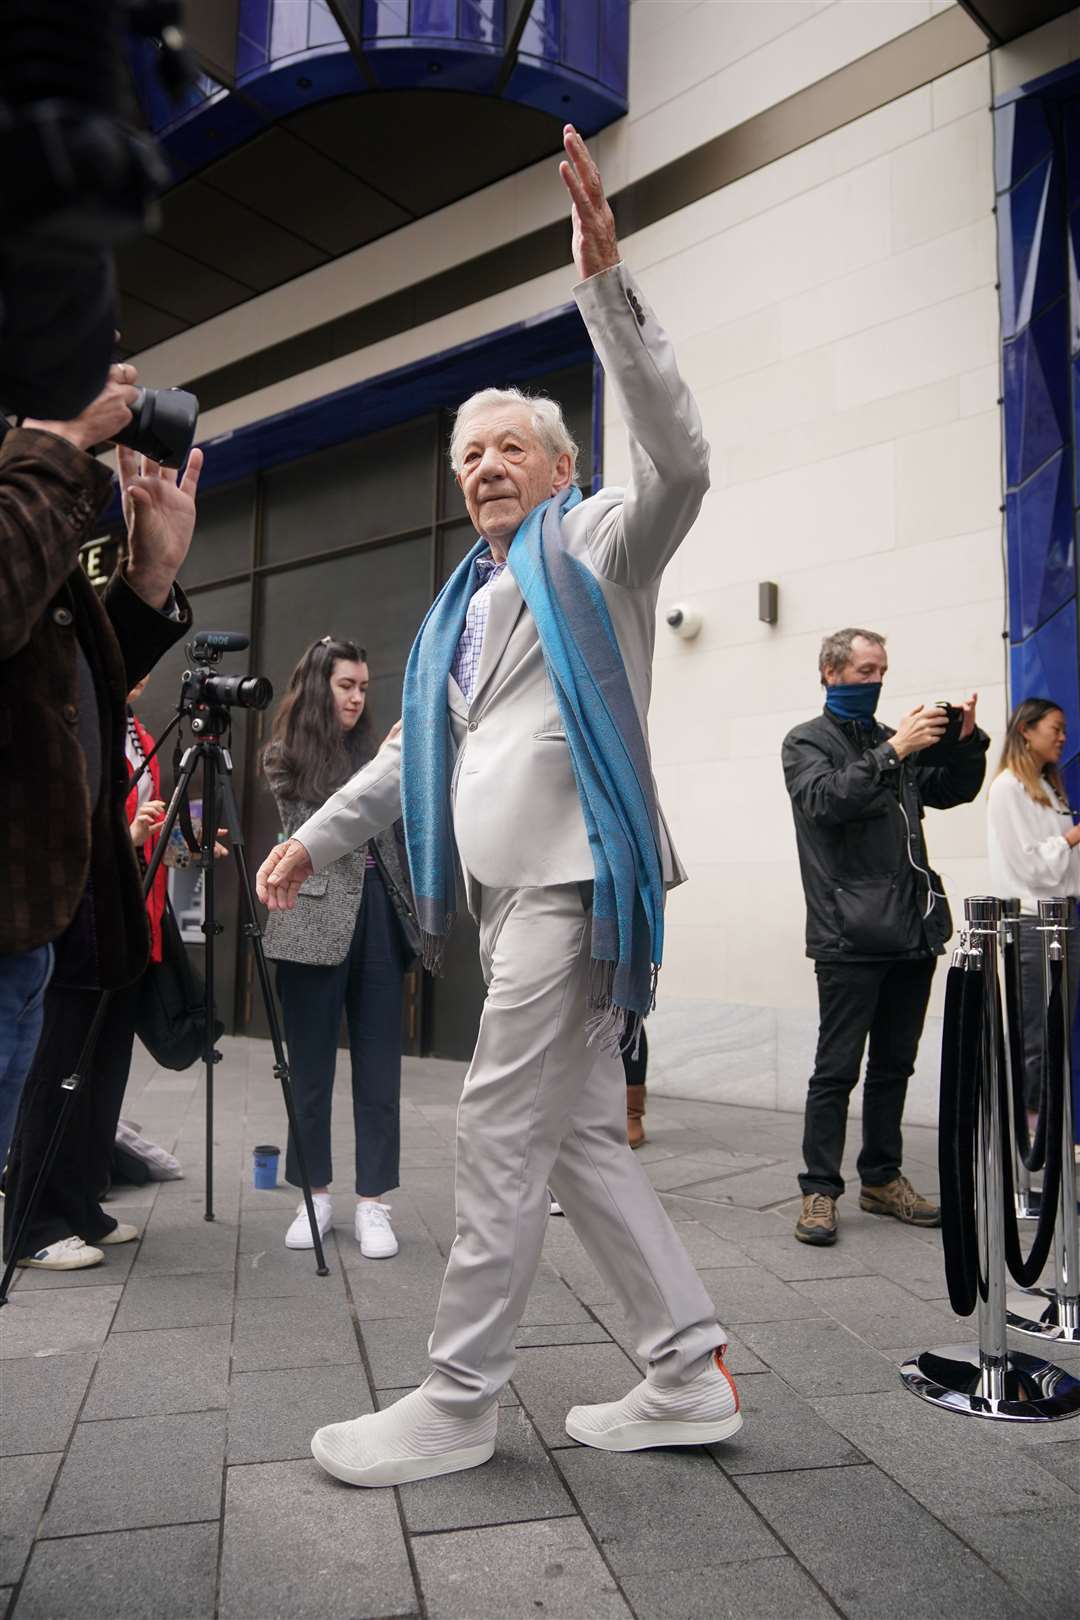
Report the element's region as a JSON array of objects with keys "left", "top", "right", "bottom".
[{"left": 256, "top": 127, "right": 740, "bottom": 1488}]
